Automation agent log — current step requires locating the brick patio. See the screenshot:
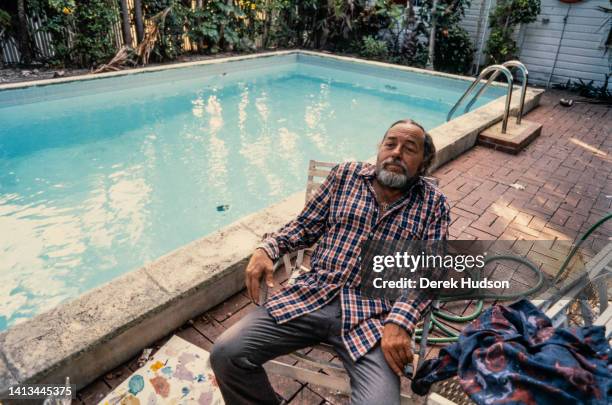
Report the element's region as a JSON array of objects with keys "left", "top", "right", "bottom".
[{"left": 77, "top": 89, "right": 611, "bottom": 404}]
